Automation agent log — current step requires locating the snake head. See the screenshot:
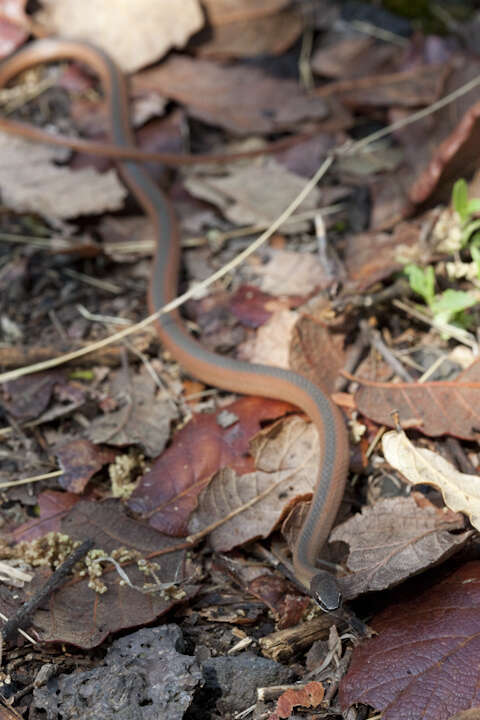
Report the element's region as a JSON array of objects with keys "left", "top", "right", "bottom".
[{"left": 310, "top": 571, "right": 342, "bottom": 612}]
